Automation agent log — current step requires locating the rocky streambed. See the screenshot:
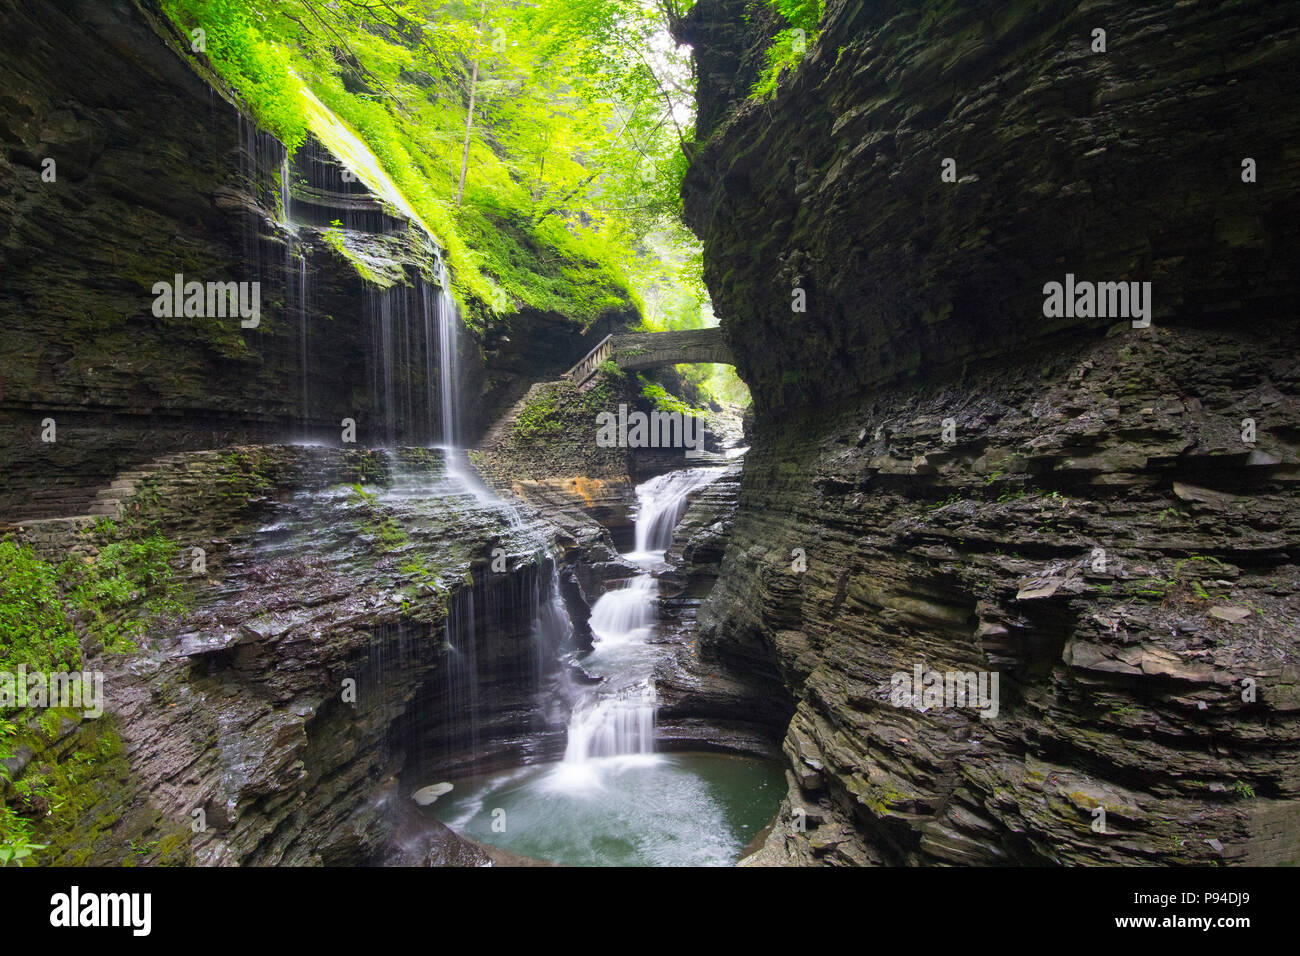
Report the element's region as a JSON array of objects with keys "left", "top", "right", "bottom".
[{"left": 5, "top": 433, "right": 790, "bottom": 867}]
